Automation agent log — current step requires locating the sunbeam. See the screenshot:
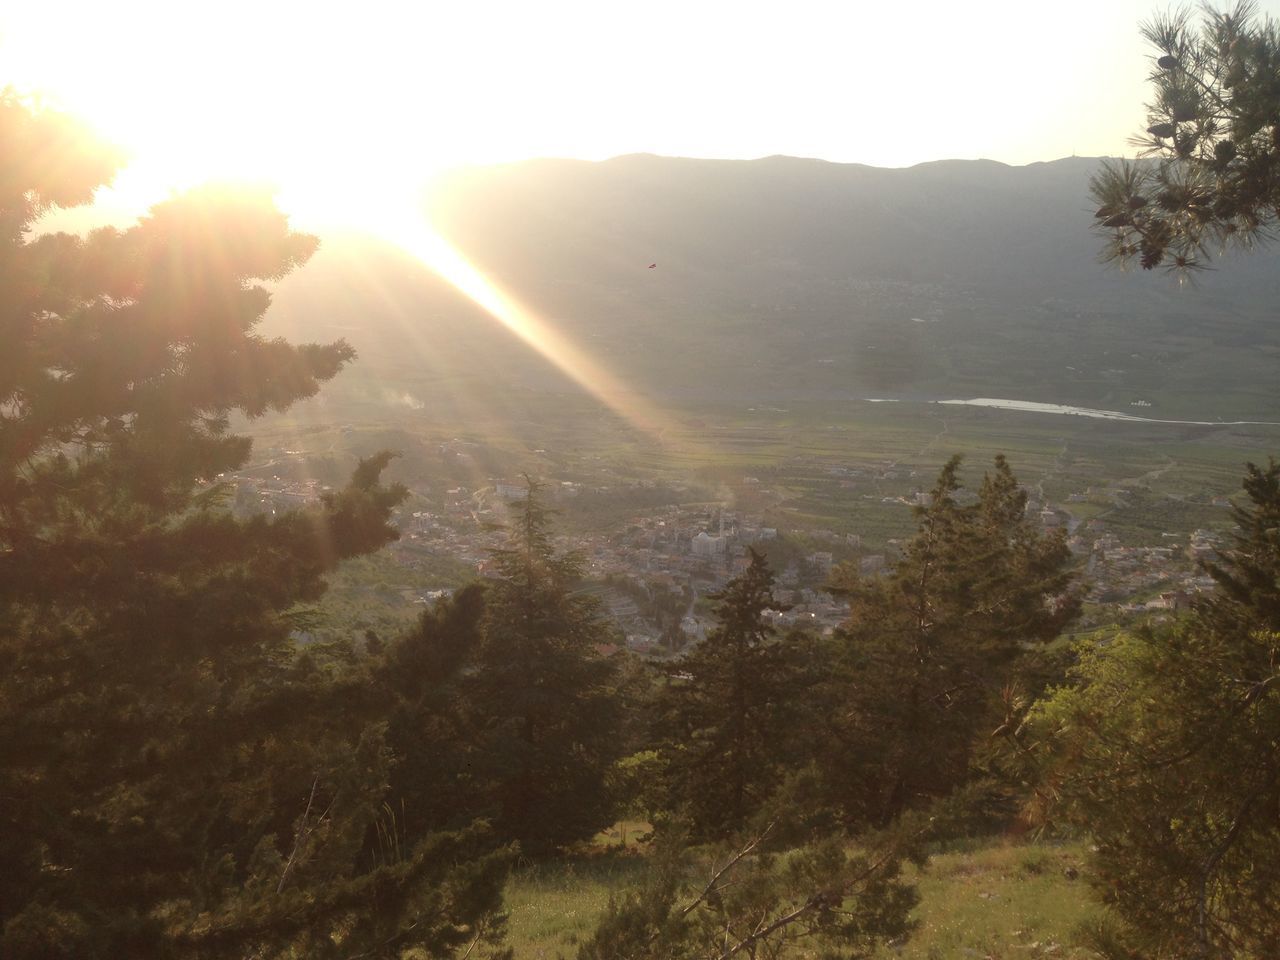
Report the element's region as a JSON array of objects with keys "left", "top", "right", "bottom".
[{"left": 378, "top": 212, "right": 677, "bottom": 446}]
